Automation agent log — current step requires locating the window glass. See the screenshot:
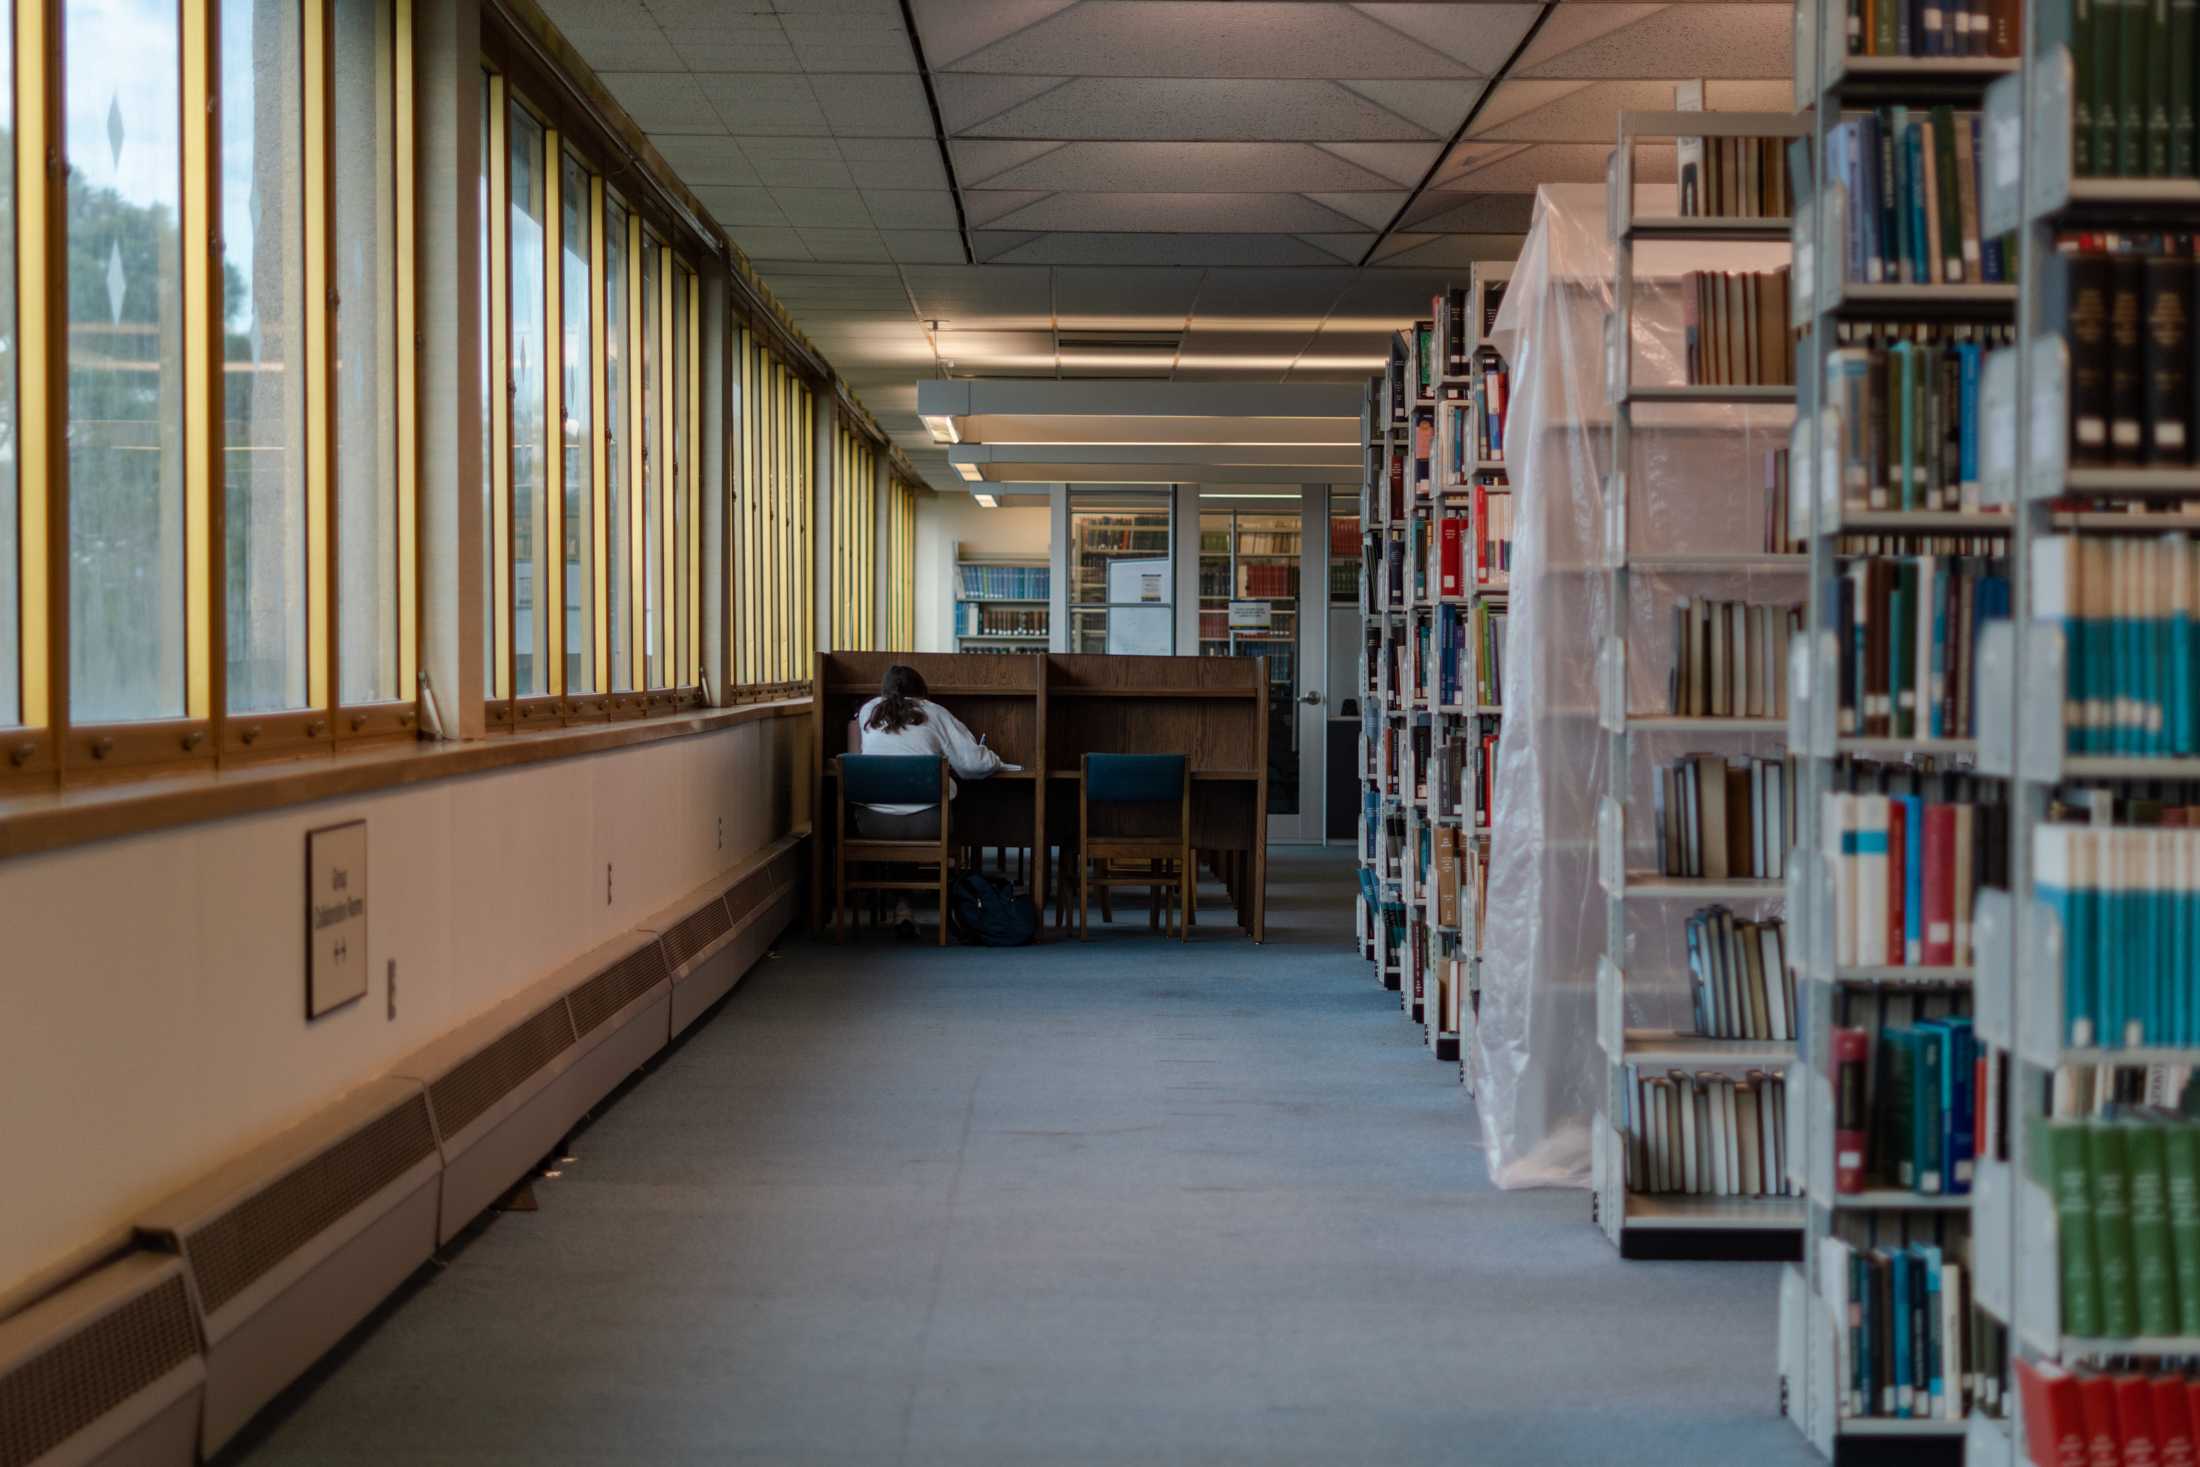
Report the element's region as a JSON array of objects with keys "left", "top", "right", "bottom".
[
  {"left": 639, "top": 237, "right": 658, "bottom": 688},
  {"left": 670, "top": 268, "right": 686, "bottom": 686},
  {"left": 478, "top": 73, "right": 492, "bottom": 694},
  {"left": 65, "top": 0, "right": 186, "bottom": 721},
  {"left": 603, "top": 195, "right": 628, "bottom": 691},
  {"left": 220, "top": 0, "right": 306, "bottom": 713},
  {"left": 0, "top": 12, "right": 11, "bottom": 726},
  {"left": 1068, "top": 490, "right": 1173, "bottom": 655},
  {"left": 559, "top": 152, "right": 591, "bottom": 695},
  {"left": 507, "top": 103, "right": 546, "bottom": 697},
  {"left": 334, "top": 0, "right": 399, "bottom": 704}
]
